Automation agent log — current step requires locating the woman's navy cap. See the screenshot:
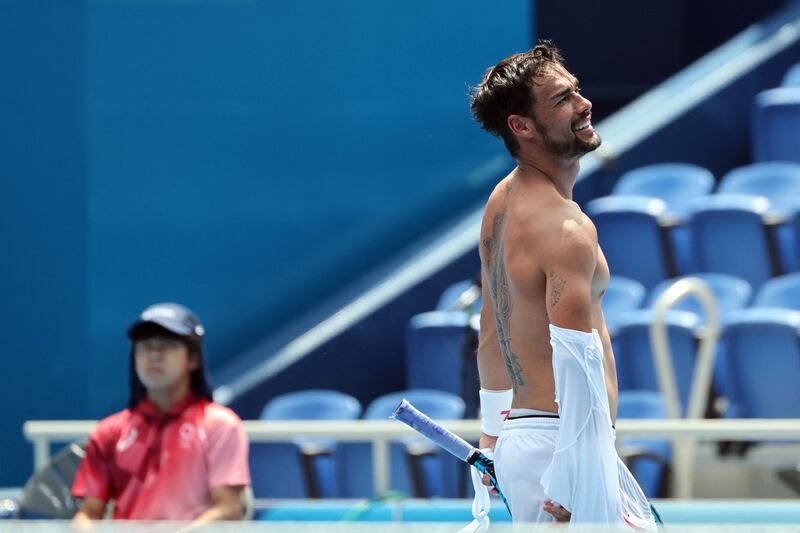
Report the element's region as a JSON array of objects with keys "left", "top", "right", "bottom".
[{"left": 127, "top": 303, "right": 205, "bottom": 339}]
